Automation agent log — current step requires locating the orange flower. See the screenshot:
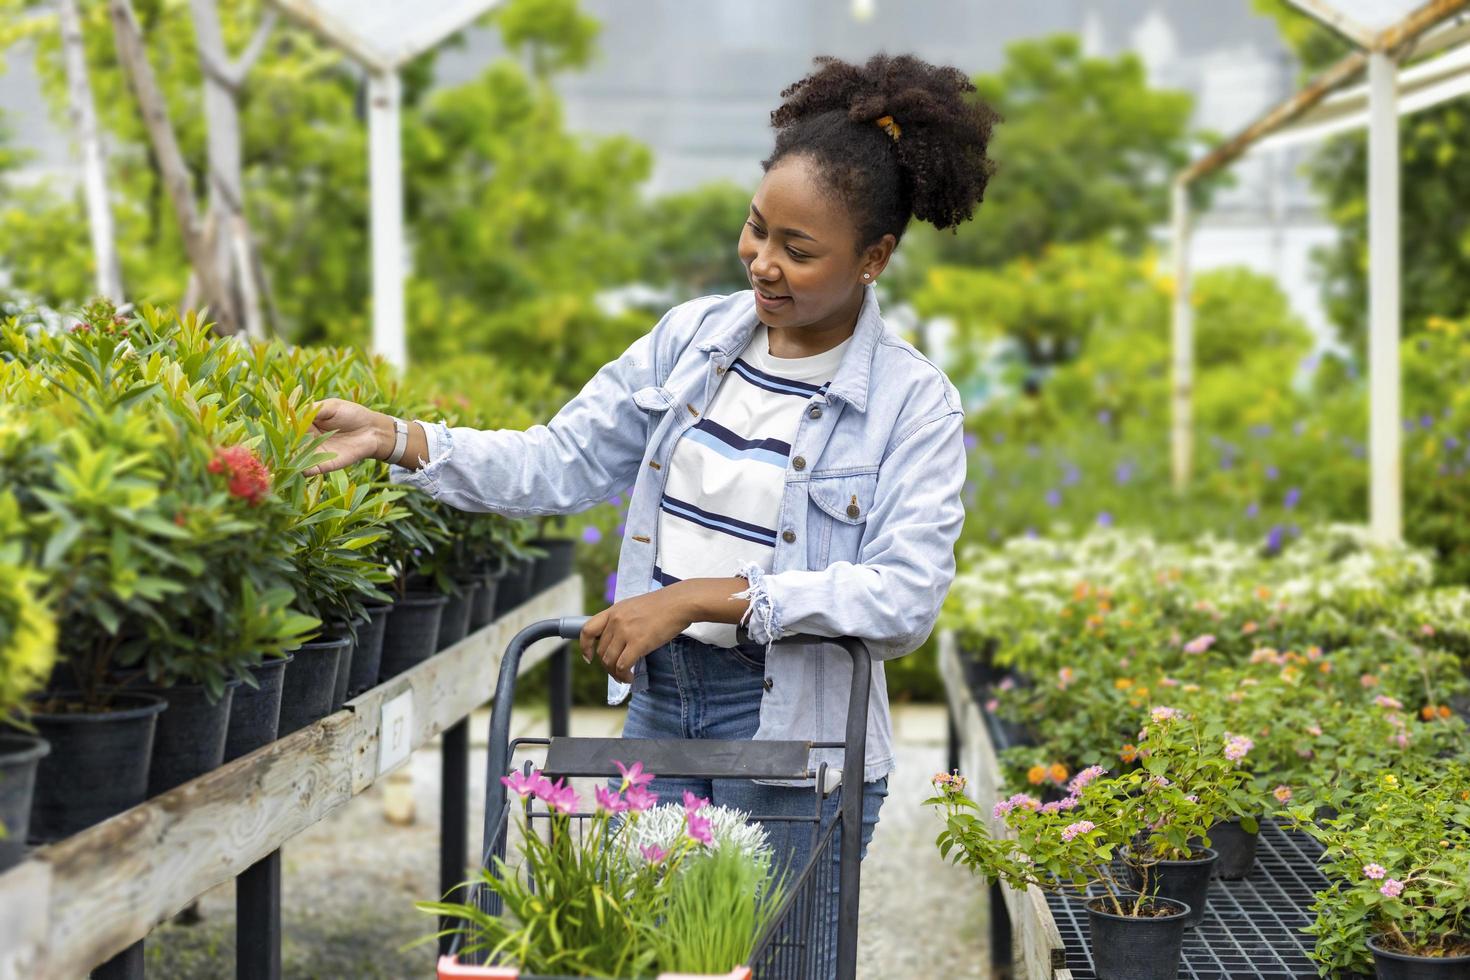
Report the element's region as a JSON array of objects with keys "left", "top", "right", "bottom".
[
  {"left": 1114, "top": 678, "right": 1134, "bottom": 690},
  {"left": 1027, "top": 765, "right": 1047, "bottom": 785},
  {"left": 1422, "top": 705, "right": 1438, "bottom": 722},
  {"left": 1048, "top": 763, "right": 1069, "bottom": 784},
  {"left": 1241, "top": 621, "right": 1258, "bottom": 635},
  {"left": 1119, "top": 744, "right": 1139, "bottom": 763},
  {"left": 1439, "top": 705, "right": 1453, "bottom": 720}
]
